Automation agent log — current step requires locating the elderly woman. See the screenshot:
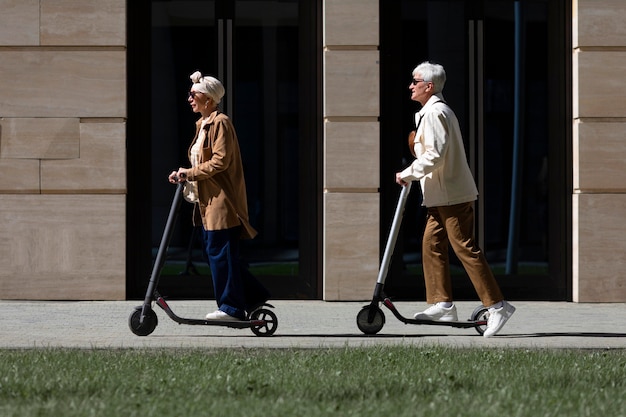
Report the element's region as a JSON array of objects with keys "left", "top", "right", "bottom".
[{"left": 169, "top": 71, "right": 269, "bottom": 321}]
